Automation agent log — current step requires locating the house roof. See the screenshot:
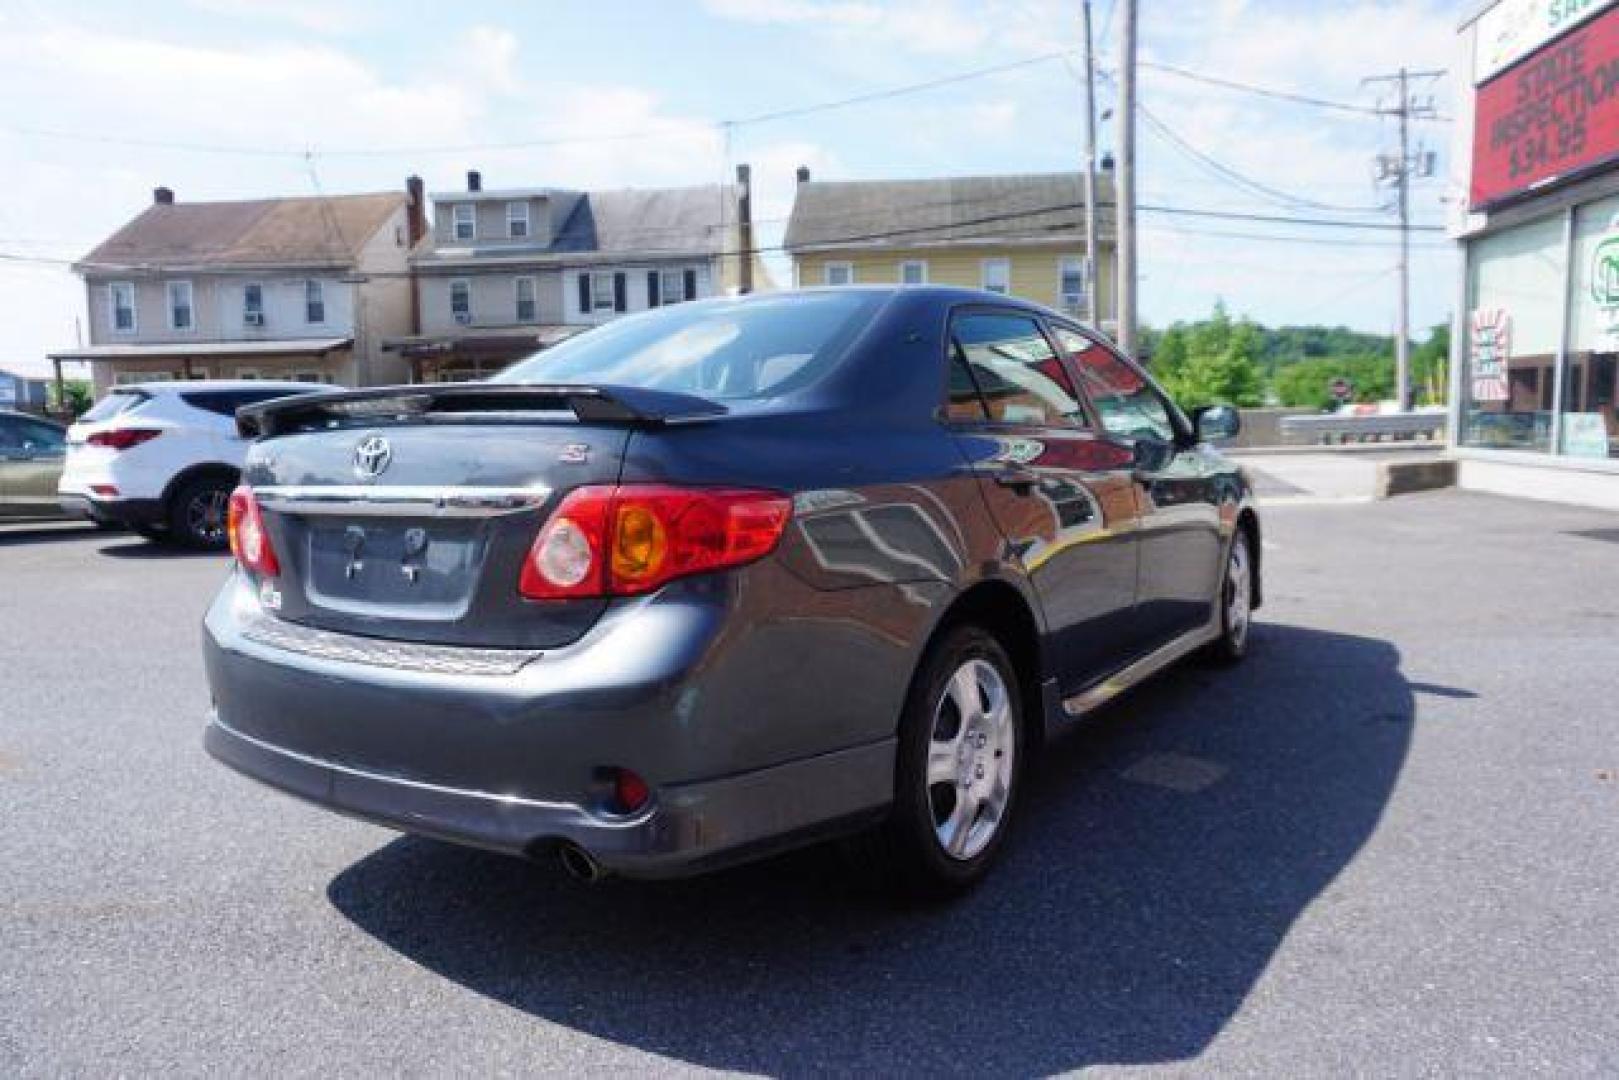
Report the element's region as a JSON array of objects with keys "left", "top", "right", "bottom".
[
  {"left": 415, "top": 184, "right": 735, "bottom": 267},
  {"left": 77, "top": 192, "right": 405, "bottom": 273},
  {"left": 784, "top": 171, "right": 1114, "bottom": 252}
]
